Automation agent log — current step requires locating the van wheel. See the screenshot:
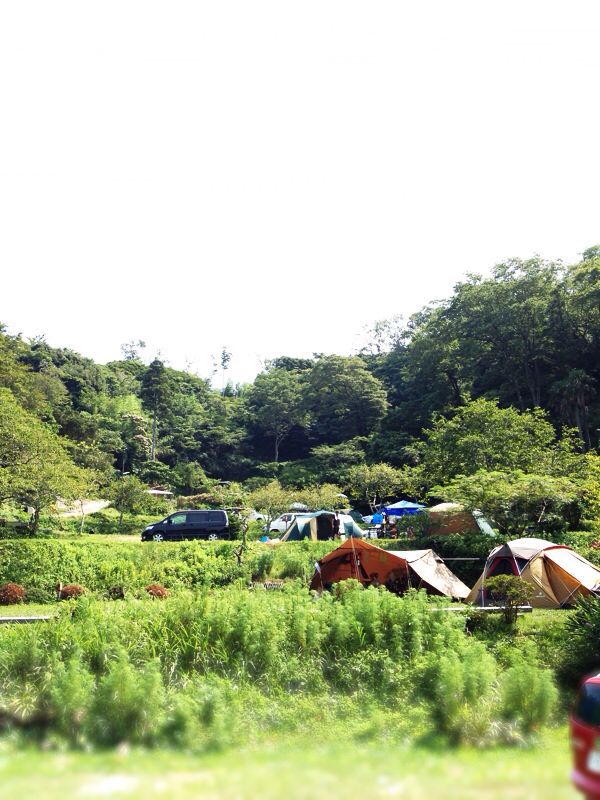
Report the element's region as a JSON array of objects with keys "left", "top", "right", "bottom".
[
  {"left": 152, "top": 533, "right": 164, "bottom": 542},
  {"left": 207, "top": 534, "right": 219, "bottom": 541}
]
